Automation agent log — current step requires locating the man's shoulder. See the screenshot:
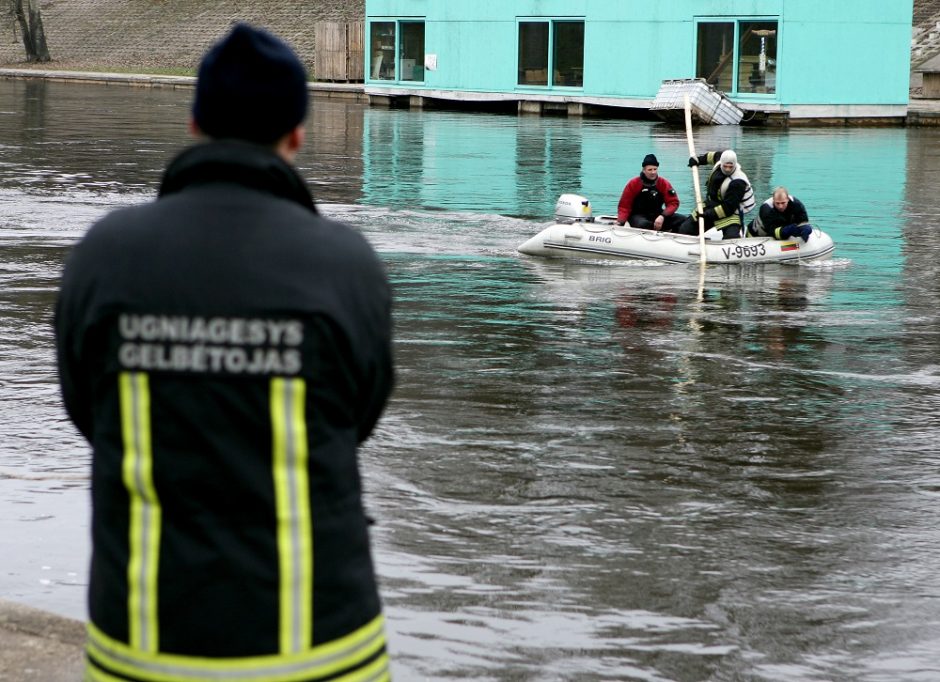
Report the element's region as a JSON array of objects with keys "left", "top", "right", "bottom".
[
  {"left": 274, "top": 210, "right": 385, "bottom": 277},
  {"left": 78, "top": 196, "right": 375, "bottom": 266},
  {"left": 79, "top": 201, "right": 158, "bottom": 245},
  {"left": 307, "top": 214, "right": 376, "bottom": 253}
]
